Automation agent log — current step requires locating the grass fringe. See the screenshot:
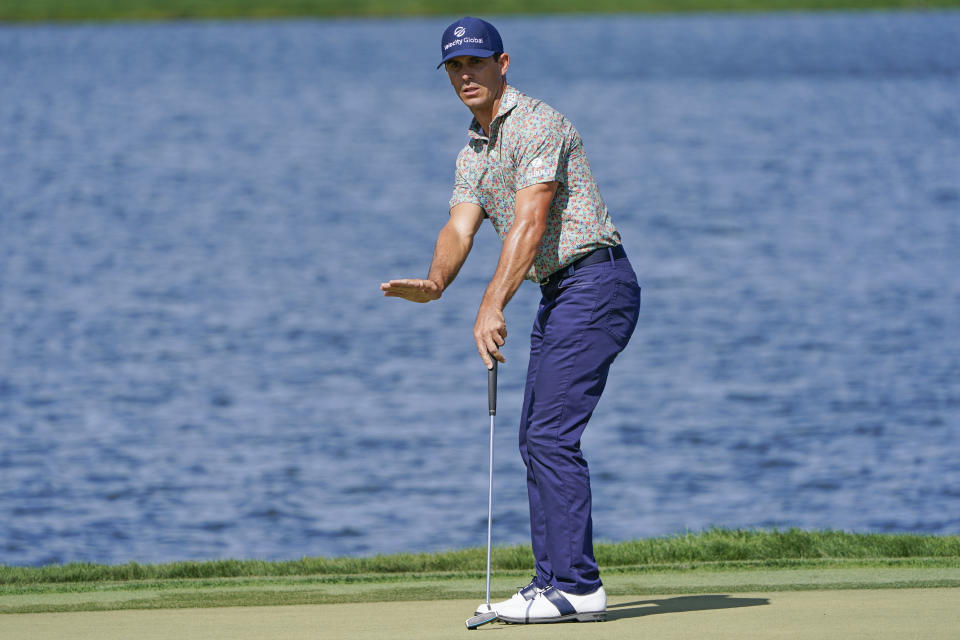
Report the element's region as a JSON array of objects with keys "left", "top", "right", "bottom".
[
  {"left": 2, "top": 0, "right": 960, "bottom": 22},
  {"left": 2, "top": 528, "right": 958, "bottom": 586}
]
